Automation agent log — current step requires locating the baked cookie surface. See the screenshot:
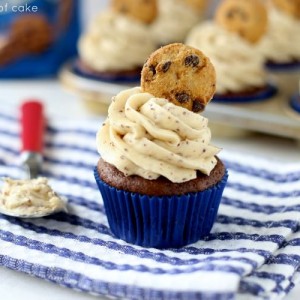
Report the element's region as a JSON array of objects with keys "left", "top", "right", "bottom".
[
  {"left": 11, "top": 14, "right": 53, "bottom": 53},
  {"left": 215, "top": 0, "right": 268, "bottom": 43},
  {"left": 141, "top": 43, "right": 216, "bottom": 112},
  {"left": 111, "top": 0, "right": 157, "bottom": 23},
  {"left": 272, "top": 0, "right": 300, "bottom": 19},
  {"left": 182, "top": 0, "right": 208, "bottom": 12},
  {"left": 0, "top": 14, "right": 52, "bottom": 66}
]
